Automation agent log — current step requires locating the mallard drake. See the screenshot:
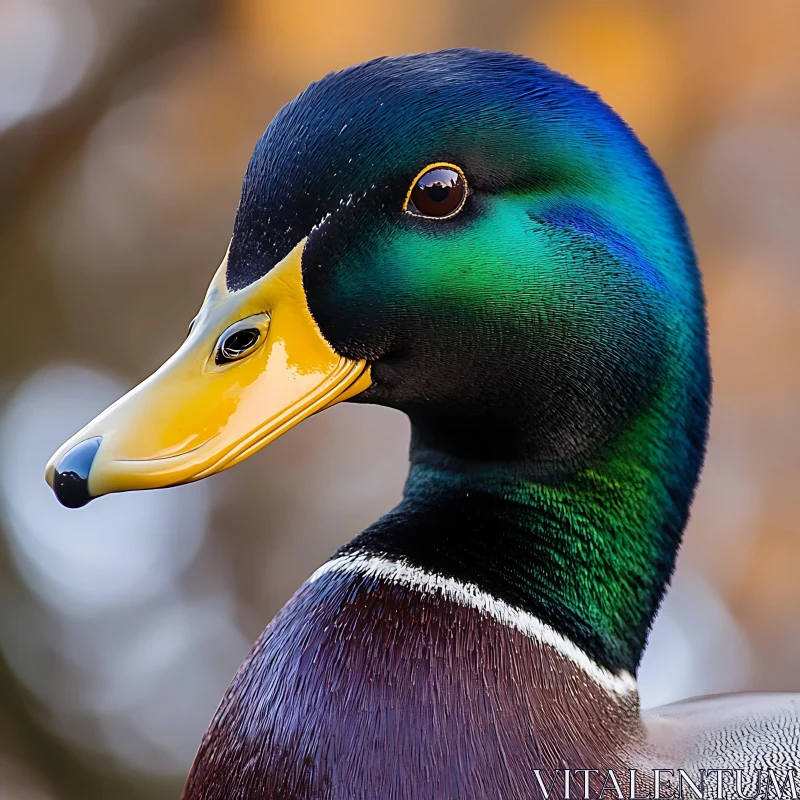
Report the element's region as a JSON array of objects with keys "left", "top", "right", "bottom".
[{"left": 46, "top": 50, "right": 799, "bottom": 799}]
